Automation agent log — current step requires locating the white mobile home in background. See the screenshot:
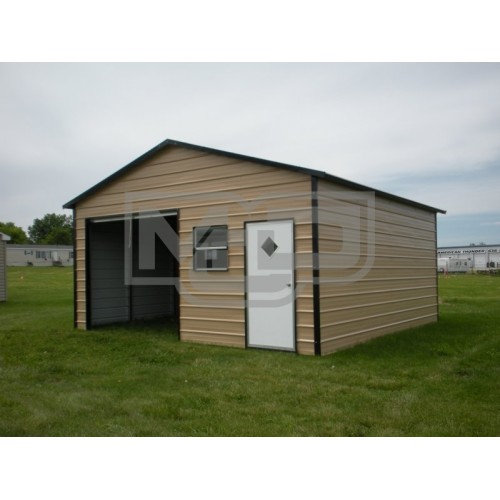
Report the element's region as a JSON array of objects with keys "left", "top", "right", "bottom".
[{"left": 7, "top": 244, "right": 74, "bottom": 267}]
